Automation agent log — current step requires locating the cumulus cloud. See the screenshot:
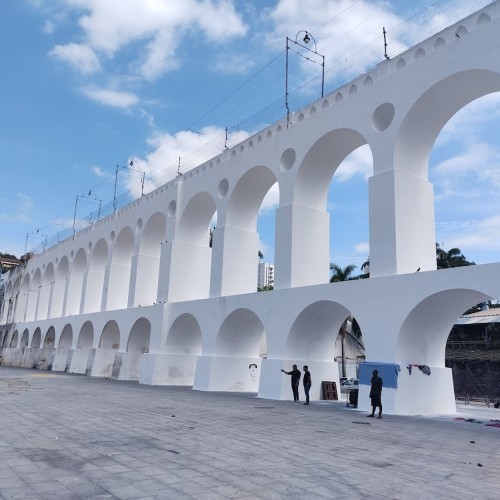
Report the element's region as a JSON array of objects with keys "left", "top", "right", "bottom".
[
  {"left": 81, "top": 86, "right": 139, "bottom": 108},
  {"left": 354, "top": 242, "right": 369, "bottom": 254},
  {"left": 49, "top": 43, "right": 101, "bottom": 74},
  {"left": 126, "top": 126, "right": 250, "bottom": 197},
  {"left": 334, "top": 145, "right": 372, "bottom": 182},
  {"left": 43, "top": 0, "right": 247, "bottom": 82}
]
